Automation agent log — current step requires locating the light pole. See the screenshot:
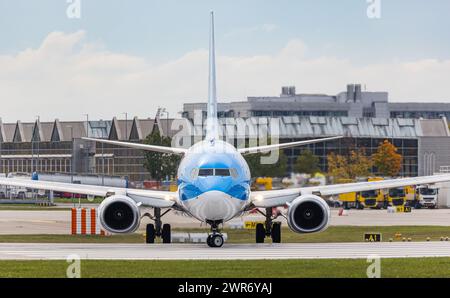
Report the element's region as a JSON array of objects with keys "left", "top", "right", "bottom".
[
  {"left": 160, "top": 108, "right": 169, "bottom": 137},
  {"left": 84, "top": 114, "right": 89, "bottom": 174},
  {"left": 35, "top": 115, "right": 40, "bottom": 173},
  {"left": 67, "top": 125, "right": 76, "bottom": 206},
  {"left": 102, "top": 140, "right": 105, "bottom": 186},
  {"left": 84, "top": 114, "right": 89, "bottom": 138}
]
